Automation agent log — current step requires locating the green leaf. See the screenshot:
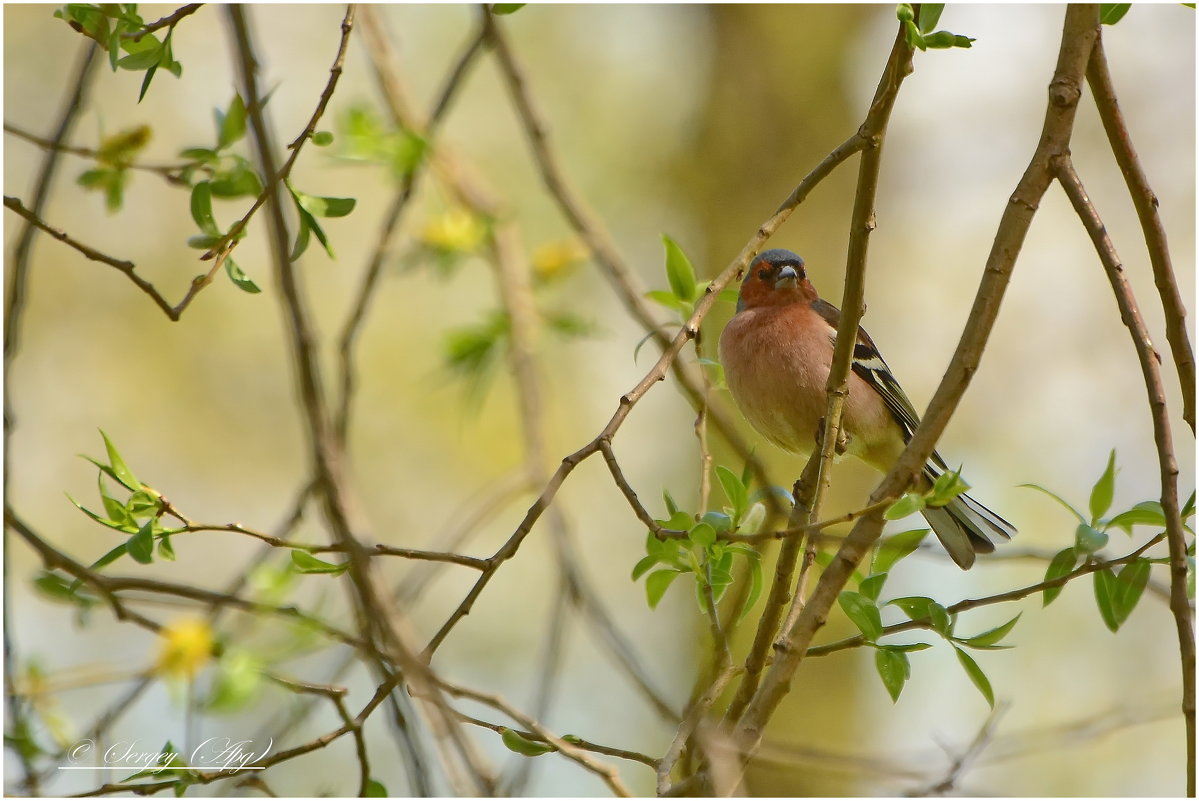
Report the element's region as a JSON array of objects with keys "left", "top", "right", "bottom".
[
  {"left": 1108, "top": 501, "right": 1167, "bottom": 533},
  {"left": 662, "top": 235, "right": 698, "bottom": 302},
  {"left": 895, "top": 3, "right": 915, "bottom": 23},
  {"left": 958, "top": 613, "right": 1021, "bottom": 648},
  {"left": 365, "top": 780, "right": 388, "bottom": 797},
  {"left": 887, "top": 595, "right": 938, "bottom": 620},
  {"left": 500, "top": 727, "right": 554, "bottom": 757},
  {"left": 904, "top": 19, "right": 926, "bottom": 50},
  {"left": 157, "top": 531, "right": 176, "bottom": 561},
  {"left": 224, "top": 258, "right": 261, "bottom": 294},
  {"left": 492, "top": 3, "right": 526, "bottom": 13},
  {"left": 1075, "top": 523, "right": 1108, "bottom": 554},
  {"left": 89, "top": 542, "right": 130, "bottom": 572},
  {"left": 126, "top": 489, "right": 161, "bottom": 519},
  {"left": 714, "top": 465, "right": 749, "bottom": 518},
  {"left": 953, "top": 645, "right": 995, "bottom": 707},
  {"left": 859, "top": 573, "right": 887, "bottom": 603},
  {"left": 99, "top": 429, "right": 140, "bottom": 491},
  {"left": 179, "top": 146, "right": 217, "bottom": 162},
  {"left": 875, "top": 647, "right": 910, "bottom": 702},
  {"left": 34, "top": 572, "right": 91, "bottom": 606},
  {"left": 917, "top": 2, "right": 944, "bottom": 32},
  {"left": 1042, "top": 546, "right": 1078, "bottom": 606},
  {"left": 872, "top": 528, "right": 929, "bottom": 575},
  {"left": 838, "top": 591, "right": 883, "bottom": 642},
  {"left": 1100, "top": 3, "right": 1131, "bottom": 24},
  {"left": 688, "top": 522, "right": 716, "bottom": 549},
  {"left": 217, "top": 93, "right": 247, "bottom": 150},
  {"left": 1093, "top": 567, "right": 1121, "bottom": 632},
  {"left": 69, "top": 485, "right": 135, "bottom": 532},
  {"left": 631, "top": 554, "right": 660, "bottom": 581},
  {"left": 127, "top": 519, "right": 155, "bottom": 564},
  {"left": 77, "top": 167, "right": 116, "bottom": 190},
  {"left": 738, "top": 553, "right": 764, "bottom": 622},
  {"left": 190, "top": 182, "right": 218, "bottom": 235},
  {"left": 207, "top": 649, "right": 263, "bottom": 712},
  {"left": 311, "top": 130, "right": 334, "bottom": 147},
  {"left": 663, "top": 489, "right": 680, "bottom": 517},
  {"left": 1019, "top": 483, "right": 1086, "bottom": 524},
  {"left": 290, "top": 209, "right": 314, "bottom": 260},
  {"left": 290, "top": 184, "right": 356, "bottom": 218},
  {"left": 290, "top": 550, "right": 349, "bottom": 576},
  {"left": 209, "top": 159, "right": 263, "bottom": 197},
  {"left": 645, "top": 289, "right": 687, "bottom": 313},
  {"left": 928, "top": 468, "right": 970, "bottom": 507},
  {"left": 887, "top": 596, "right": 950, "bottom": 636},
  {"left": 137, "top": 61, "right": 158, "bottom": 103},
  {"left": 117, "top": 41, "right": 163, "bottom": 71},
  {"left": 187, "top": 234, "right": 223, "bottom": 250},
  {"left": 97, "top": 474, "right": 130, "bottom": 525},
  {"left": 1111, "top": 559, "right": 1152, "bottom": 627},
  {"left": 884, "top": 492, "right": 925, "bottom": 520},
  {"left": 645, "top": 569, "right": 682, "bottom": 609},
  {"left": 1089, "top": 449, "right": 1117, "bottom": 524}
]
